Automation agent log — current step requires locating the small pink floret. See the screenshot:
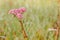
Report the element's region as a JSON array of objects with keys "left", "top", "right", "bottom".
[
  {"left": 9, "top": 9, "right": 15, "bottom": 14},
  {"left": 16, "top": 13, "right": 23, "bottom": 19},
  {"left": 19, "top": 7, "right": 26, "bottom": 13}
]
